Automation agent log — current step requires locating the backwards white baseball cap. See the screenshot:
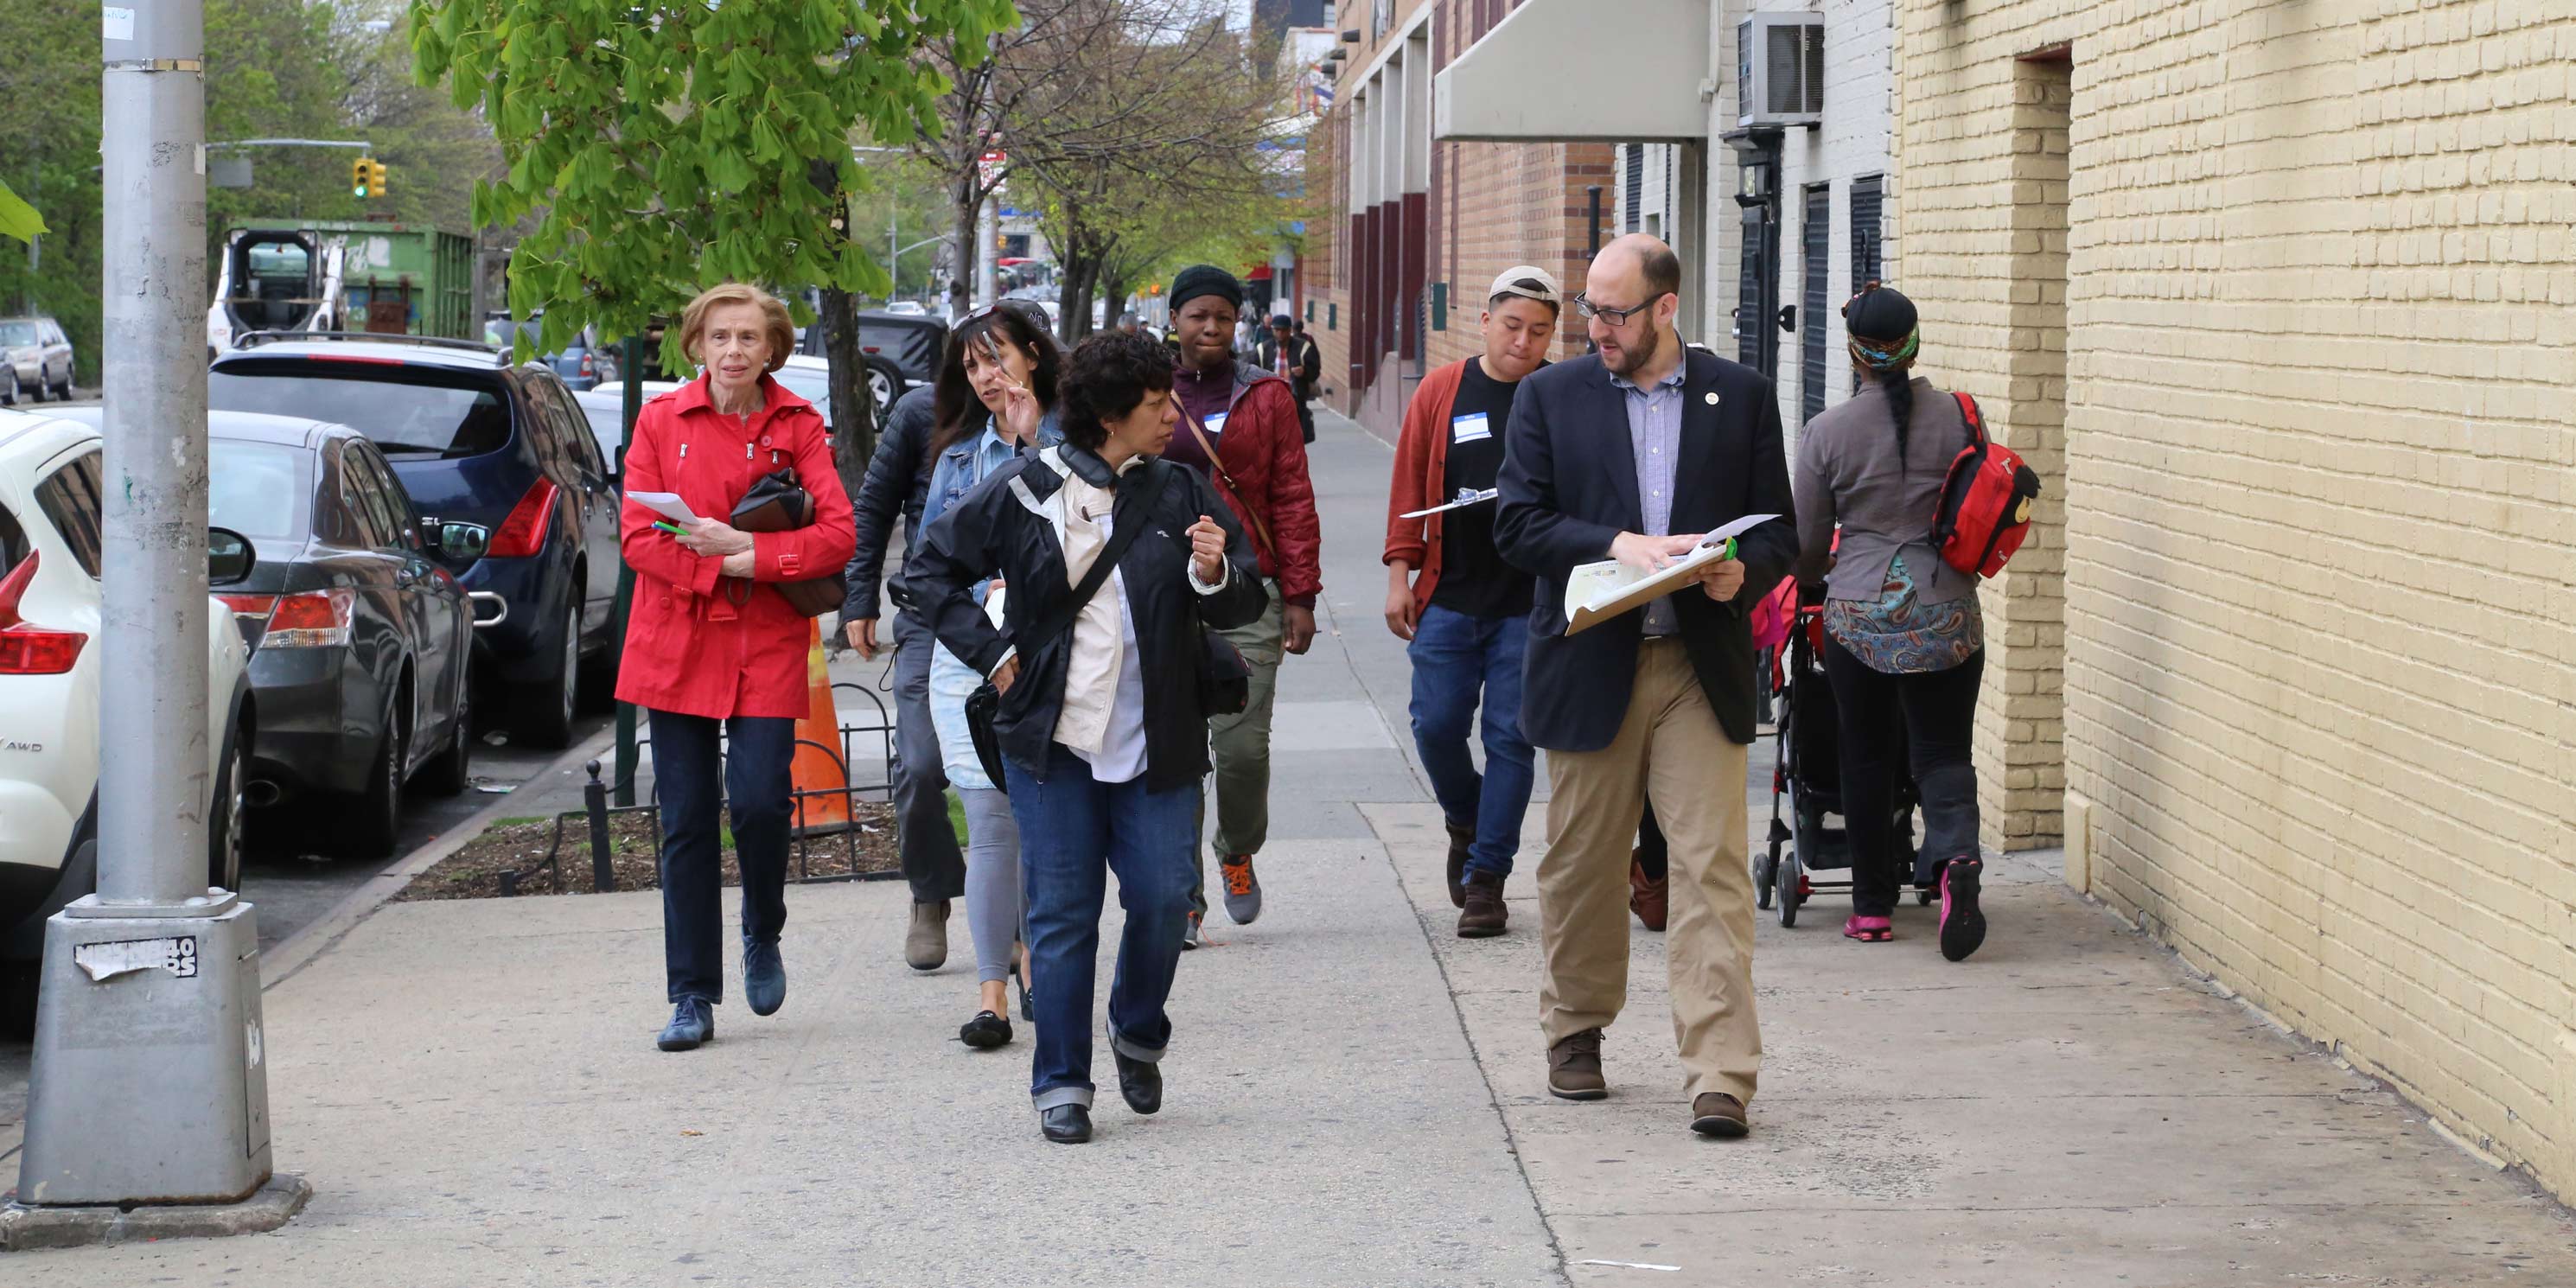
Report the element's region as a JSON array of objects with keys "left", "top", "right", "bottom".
[{"left": 1487, "top": 265, "right": 1562, "bottom": 306}]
